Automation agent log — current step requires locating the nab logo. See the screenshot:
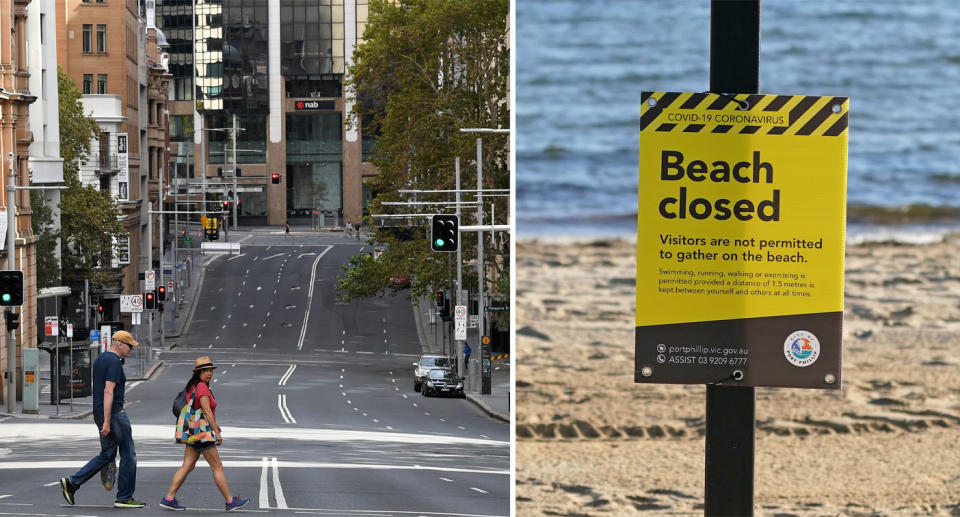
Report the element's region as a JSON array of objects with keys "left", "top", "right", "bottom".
[{"left": 295, "top": 100, "right": 320, "bottom": 110}]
